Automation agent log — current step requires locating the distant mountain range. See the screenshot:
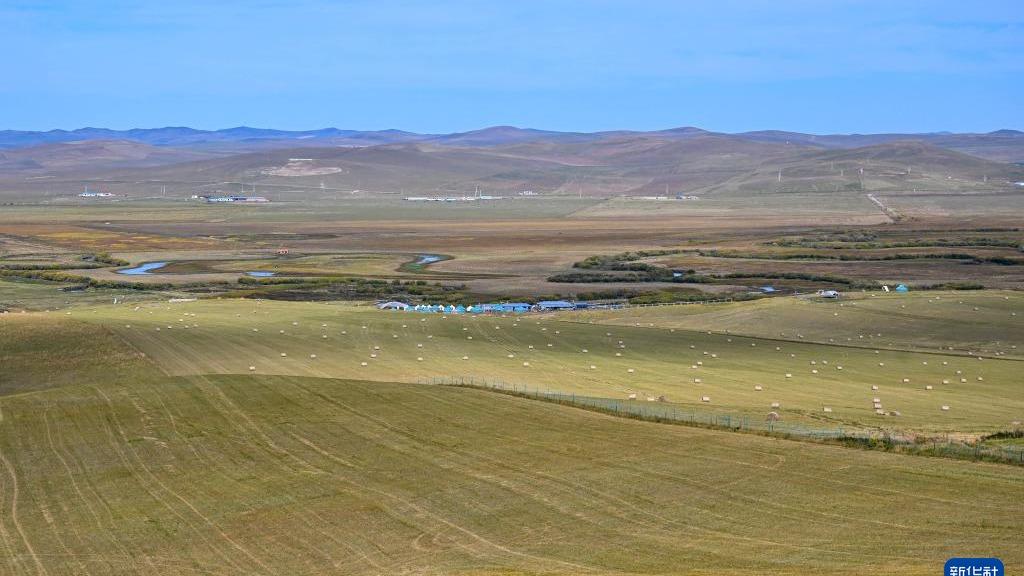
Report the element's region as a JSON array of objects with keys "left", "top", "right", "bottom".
[{"left": 2, "top": 125, "right": 1023, "bottom": 162}]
